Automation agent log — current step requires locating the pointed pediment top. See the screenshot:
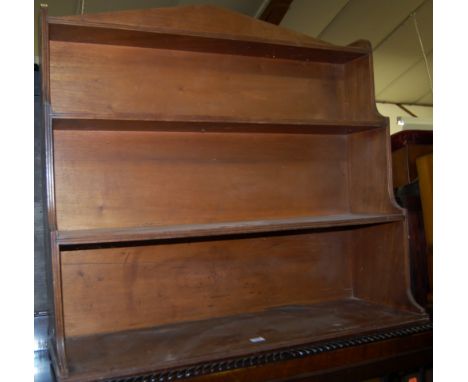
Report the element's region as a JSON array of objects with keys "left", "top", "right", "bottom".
[{"left": 52, "top": 5, "right": 334, "bottom": 48}]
